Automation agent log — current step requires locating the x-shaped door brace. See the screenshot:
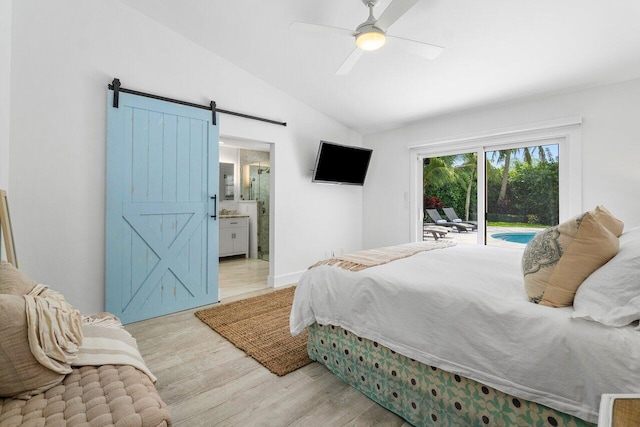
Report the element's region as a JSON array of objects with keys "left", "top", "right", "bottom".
[{"left": 121, "top": 202, "right": 208, "bottom": 312}]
